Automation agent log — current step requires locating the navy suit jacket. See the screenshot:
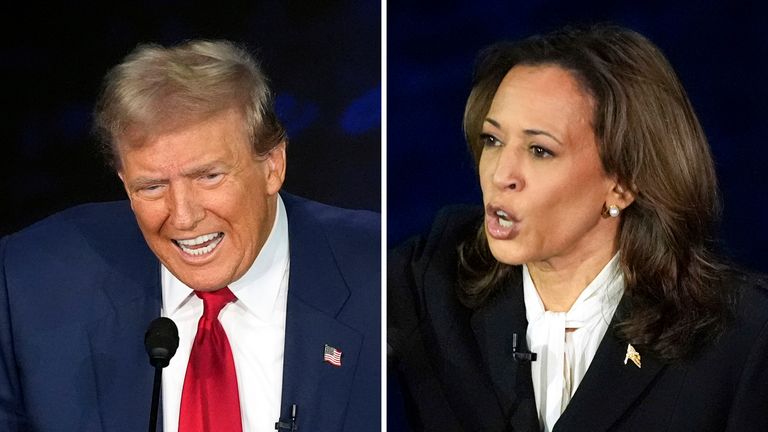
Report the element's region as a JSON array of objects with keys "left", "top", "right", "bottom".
[{"left": 0, "top": 193, "right": 380, "bottom": 431}]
